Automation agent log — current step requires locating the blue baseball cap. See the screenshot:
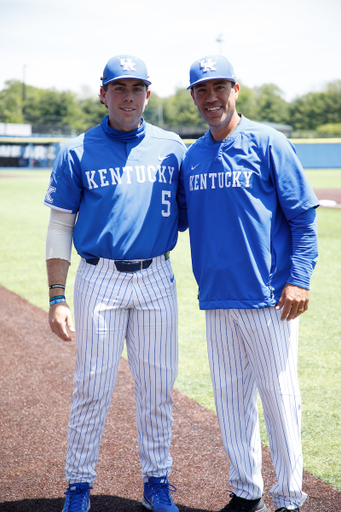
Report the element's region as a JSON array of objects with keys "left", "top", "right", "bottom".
[
  {"left": 188, "top": 55, "right": 236, "bottom": 89},
  {"left": 101, "top": 55, "right": 151, "bottom": 86}
]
